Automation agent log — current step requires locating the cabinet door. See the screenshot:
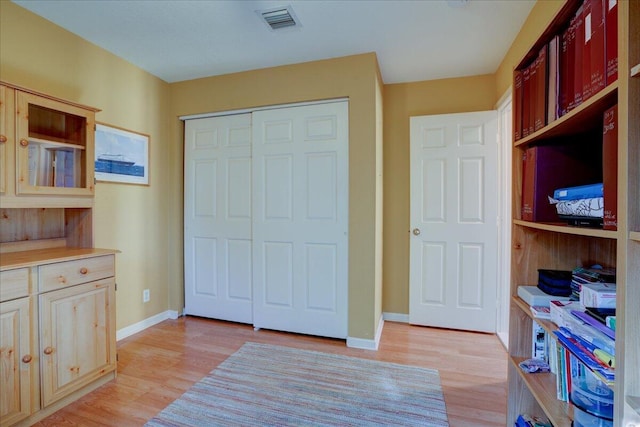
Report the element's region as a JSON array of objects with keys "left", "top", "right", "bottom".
[
  {"left": 0, "top": 297, "right": 35, "bottom": 427},
  {"left": 39, "top": 279, "right": 116, "bottom": 407},
  {"left": 15, "top": 91, "right": 95, "bottom": 197},
  {"left": 0, "top": 85, "right": 15, "bottom": 196}
]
